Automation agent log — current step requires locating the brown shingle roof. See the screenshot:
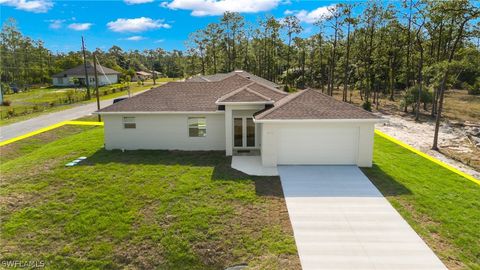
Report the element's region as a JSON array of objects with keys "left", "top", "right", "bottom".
[
  {"left": 98, "top": 74, "right": 254, "bottom": 112},
  {"left": 52, "top": 62, "right": 120, "bottom": 78},
  {"left": 217, "top": 86, "right": 273, "bottom": 103},
  {"left": 255, "top": 89, "right": 381, "bottom": 120},
  {"left": 186, "top": 70, "right": 280, "bottom": 89}
]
